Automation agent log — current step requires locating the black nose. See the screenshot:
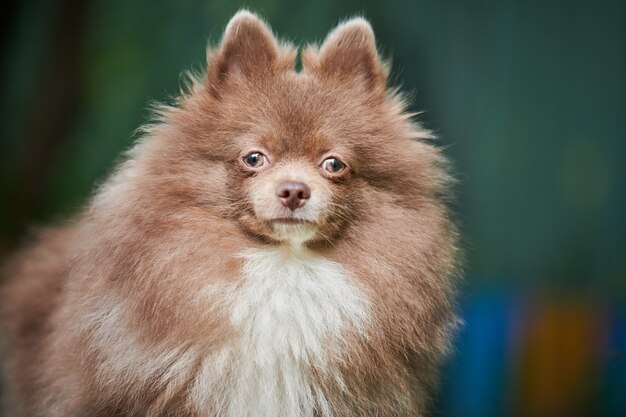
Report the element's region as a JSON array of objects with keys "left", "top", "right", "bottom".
[{"left": 276, "top": 182, "right": 311, "bottom": 211}]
